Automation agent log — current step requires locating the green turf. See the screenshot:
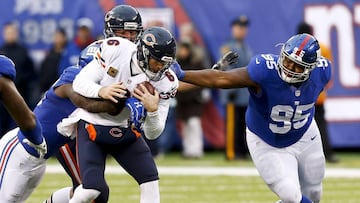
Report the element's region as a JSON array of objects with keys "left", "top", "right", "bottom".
[{"left": 27, "top": 151, "right": 360, "bottom": 203}]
